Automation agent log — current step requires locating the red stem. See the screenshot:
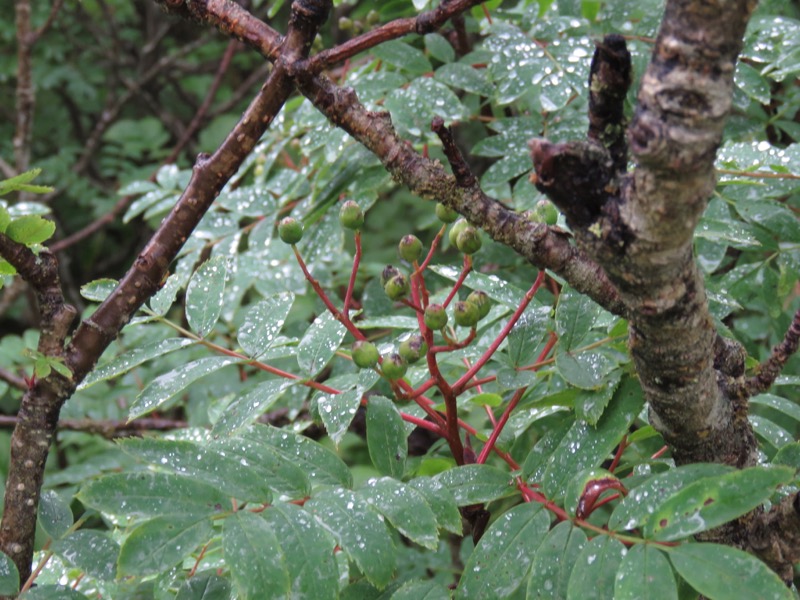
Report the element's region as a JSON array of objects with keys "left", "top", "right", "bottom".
[
  {"left": 343, "top": 230, "right": 361, "bottom": 314},
  {"left": 443, "top": 254, "right": 472, "bottom": 308},
  {"left": 608, "top": 435, "right": 628, "bottom": 473},
  {"left": 476, "top": 387, "right": 525, "bottom": 464}
]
